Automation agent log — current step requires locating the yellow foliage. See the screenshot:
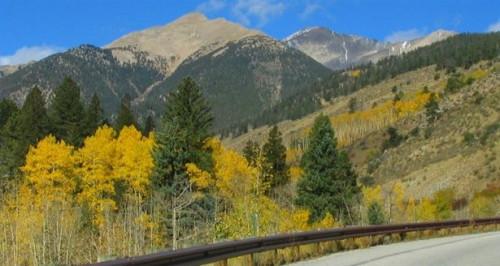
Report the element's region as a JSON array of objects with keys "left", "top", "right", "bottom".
[
  {"left": 22, "top": 135, "right": 77, "bottom": 204},
  {"left": 416, "top": 197, "right": 437, "bottom": 222},
  {"left": 324, "top": 91, "right": 432, "bottom": 146},
  {"left": 77, "top": 126, "right": 118, "bottom": 224},
  {"left": 289, "top": 166, "right": 304, "bottom": 183},
  {"left": 216, "top": 195, "right": 280, "bottom": 239},
  {"left": 186, "top": 162, "right": 212, "bottom": 189},
  {"left": 466, "top": 68, "right": 488, "bottom": 80},
  {"left": 405, "top": 196, "right": 417, "bottom": 222},
  {"left": 390, "top": 181, "right": 406, "bottom": 222},
  {"left": 350, "top": 69, "right": 361, "bottom": 78},
  {"left": 286, "top": 148, "right": 301, "bottom": 165},
  {"left": 313, "top": 213, "right": 339, "bottom": 229},
  {"left": 279, "top": 208, "right": 310, "bottom": 232},
  {"left": 362, "top": 185, "right": 383, "bottom": 207},
  {"left": 77, "top": 125, "right": 154, "bottom": 226},
  {"left": 469, "top": 195, "right": 496, "bottom": 218},
  {"left": 115, "top": 126, "right": 154, "bottom": 194},
  {"left": 208, "top": 138, "right": 261, "bottom": 198}
]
